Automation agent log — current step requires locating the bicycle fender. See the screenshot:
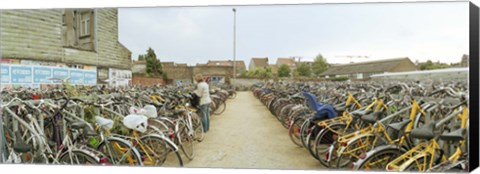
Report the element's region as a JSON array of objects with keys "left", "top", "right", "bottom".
[
  {"left": 346, "top": 133, "right": 375, "bottom": 146},
  {"left": 335, "top": 133, "right": 375, "bottom": 158},
  {"left": 140, "top": 134, "right": 179, "bottom": 152},
  {"left": 104, "top": 137, "right": 144, "bottom": 166},
  {"left": 353, "top": 144, "right": 405, "bottom": 170},
  {"left": 387, "top": 153, "right": 427, "bottom": 172},
  {"left": 60, "top": 149, "right": 101, "bottom": 163}
]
